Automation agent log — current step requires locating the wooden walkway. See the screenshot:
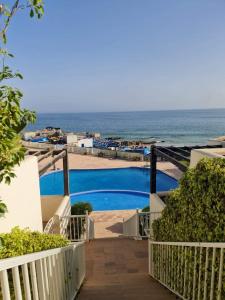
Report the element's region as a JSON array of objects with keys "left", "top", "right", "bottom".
[{"left": 77, "top": 238, "right": 176, "bottom": 300}]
